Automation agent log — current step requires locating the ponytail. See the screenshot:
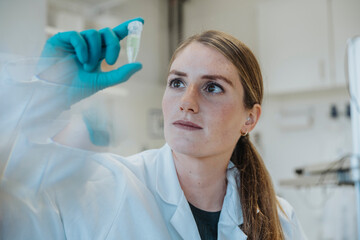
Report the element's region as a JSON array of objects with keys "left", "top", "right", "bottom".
[{"left": 230, "top": 135, "right": 284, "bottom": 240}]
